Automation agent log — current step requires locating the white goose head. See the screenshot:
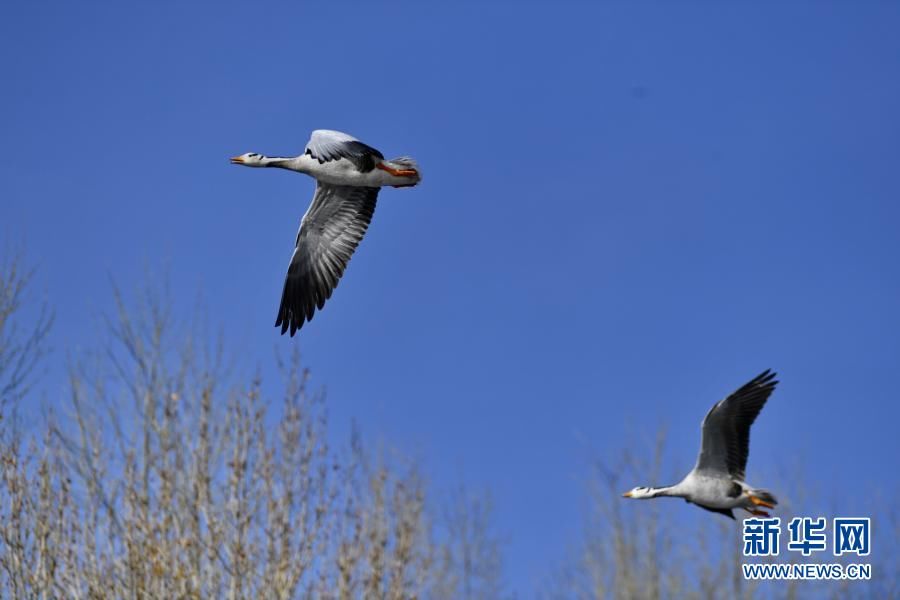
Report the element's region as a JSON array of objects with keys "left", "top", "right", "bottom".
[
  {"left": 230, "top": 152, "right": 266, "bottom": 167},
  {"left": 622, "top": 486, "right": 657, "bottom": 499}
]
